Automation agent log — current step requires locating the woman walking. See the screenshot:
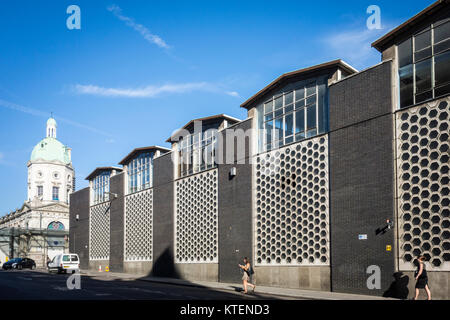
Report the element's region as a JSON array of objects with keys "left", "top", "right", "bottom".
[
  {"left": 413, "top": 255, "right": 431, "bottom": 300},
  {"left": 238, "top": 257, "right": 255, "bottom": 294}
]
